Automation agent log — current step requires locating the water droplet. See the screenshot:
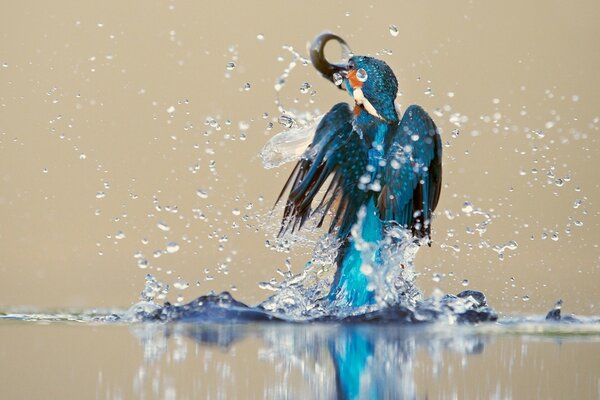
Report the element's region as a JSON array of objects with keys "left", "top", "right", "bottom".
[
  {"left": 522, "top": 295, "right": 530, "bottom": 302},
  {"left": 432, "top": 273, "right": 441, "bottom": 283},
  {"left": 278, "top": 114, "right": 295, "bottom": 129},
  {"left": 206, "top": 116, "right": 219, "bottom": 128},
  {"left": 389, "top": 24, "right": 399, "bottom": 37},
  {"left": 196, "top": 189, "right": 208, "bottom": 199},
  {"left": 440, "top": 243, "right": 460, "bottom": 253},
  {"left": 356, "top": 68, "right": 368, "bottom": 82},
  {"left": 232, "top": 208, "right": 241, "bottom": 216},
  {"left": 174, "top": 277, "right": 189, "bottom": 290},
  {"left": 242, "top": 82, "right": 251, "bottom": 91},
  {"left": 554, "top": 178, "right": 564, "bottom": 187},
  {"left": 79, "top": 153, "right": 87, "bottom": 160},
  {"left": 259, "top": 281, "right": 276, "bottom": 290},
  {"left": 461, "top": 279, "right": 469, "bottom": 287},
  {"left": 256, "top": 33, "right": 265, "bottom": 41},
  {"left": 360, "top": 263, "right": 373, "bottom": 275},
  {"left": 359, "top": 173, "right": 371, "bottom": 185},
  {"left": 137, "top": 258, "right": 149, "bottom": 269},
  {"left": 42, "top": 168, "right": 48, "bottom": 174},
  {"left": 333, "top": 72, "right": 343, "bottom": 86},
  {"left": 115, "top": 230, "right": 125, "bottom": 240},
  {"left": 226, "top": 61, "right": 236, "bottom": 71},
  {"left": 461, "top": 201, "right": 474, "bottom": 214},
  {"left": 157, "top": 221, "right": 170, "bottom": 231},
  {"left": 300, "top": 82, "right": 311, "bottom": 94},
  {"left": 369, "top": 180, "right": 382, "bottom": 192},
  {"left": 551, "top": 232, "right": 559, "bottom": 241},
  {"left": 166, "top": 105, "right": 176, "bottom": 114},
  {"left": 166, "top": 242, "right": 180, "bottom": 253},
  {"left": 96, "top": 191, "right": 106, "bottom": 199}
]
